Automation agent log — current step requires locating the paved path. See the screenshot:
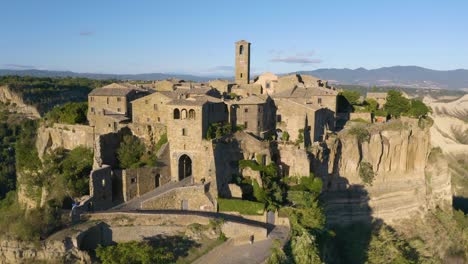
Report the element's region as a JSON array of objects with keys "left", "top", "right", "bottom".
[
  {"left": 193, "top": 225, "right": 290, "bottom": 264},
  {"left": 111, "top": 176, "right": 193, "bottom": 210}
]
